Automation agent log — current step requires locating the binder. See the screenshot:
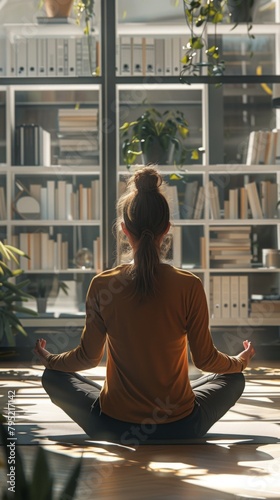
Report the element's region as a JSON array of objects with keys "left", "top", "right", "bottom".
[
  {"left": 76, "top": 37, "right": 83, "bottom": 76},
  {"left": 120, "top": 36, "right": 132, "bottom": 75},
  {"left": 221, "top": 275, "right": 230, "bottom": 318},
  {"left": 0, "top": 36, "right": 6, "bottom": 76},
  {"left": 212, "top": 275, "right": 221, "bottom": 319},
  {"left": 155, "top": 38, "right": 165, "bottom": 76},
  {"left": 132, "top": 37, "right": 143, "bottom": 76},
  {"left": 47, "top": 38, "right": 57, "bottom": 76},
  {"left": 63, "top": 38, "right": 69, "bottom": 76},
  {"left": 144, "top": 37, "right": 155, "bottom": 76},
  {"left": 27, "top": 37, "right": 38, "bottom": 77},
  {"left": 239, "top": 275, "right": 248, "bottom": 318},
  {"left": 164, "top": 38, "right": 172, "bottom": 76},
  {"left": 172, "top": 36, "right": 181, "bottom": 76},
  {"left": 15, "top": 37, "right": 27, "bottom": 77},
  {"left": 37, "top": 38, "right": 47, "bottom": 75},
  {"left": 56, "top": 38, "right": 65, "bottom": 75},
  {"left": 68, "top": 37, "right": 76, "bottom": 76},
  {"left": 230, "top": 275, "right": 239, "bottom": 318},
  {"left": 7, "top": 38, "right": 16, "bottom": 76}
]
